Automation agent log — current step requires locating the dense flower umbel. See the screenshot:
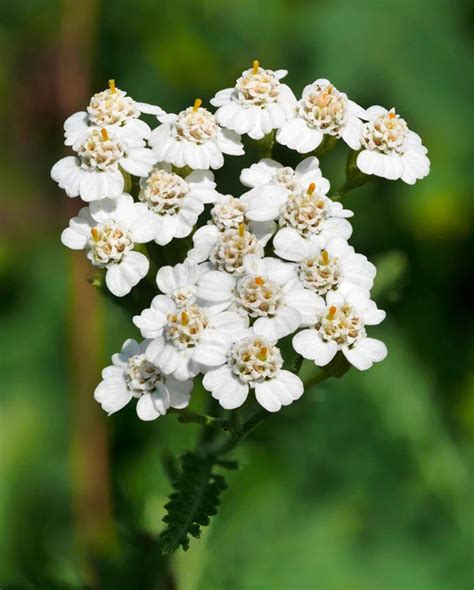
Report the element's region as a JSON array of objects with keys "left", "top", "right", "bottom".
[
  {"left": 61, "top": 194, "right": 159, "bottom": 296},
  {"left": 51, "top": 62, "right": 432, "bottom": 424},
  {"left": 149, "top": 99, "right": 244, "bottom": 170},
  {"left": 357, "top": 106, "right": 430, "bottom": 184},
  {"left": 211, "top": 60, "right": 297, "bottom": 140},
  {"left": 94, "top": 339, "right": 192, "bottom": 421}
]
